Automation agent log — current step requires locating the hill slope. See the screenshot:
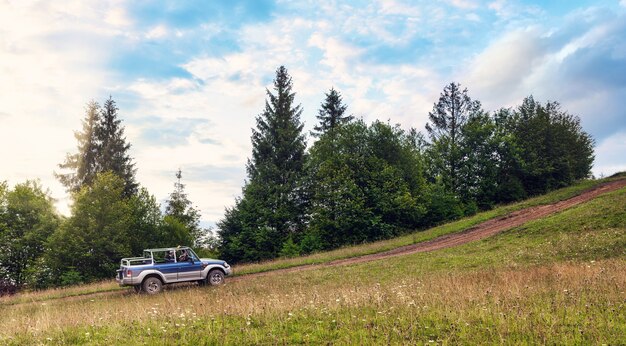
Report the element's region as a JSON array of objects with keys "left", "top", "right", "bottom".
[{"left": 1, "top": 178, "right": 625, "bottom": 344}]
